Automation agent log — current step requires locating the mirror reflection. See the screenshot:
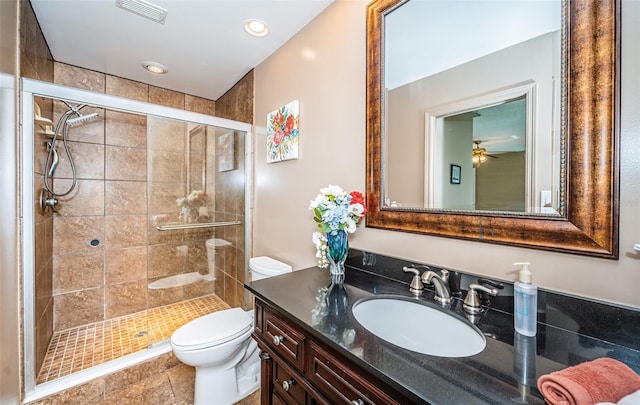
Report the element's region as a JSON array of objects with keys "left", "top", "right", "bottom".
[{"left": 383, "top": 0, "right": 562, "bottom": 214}]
